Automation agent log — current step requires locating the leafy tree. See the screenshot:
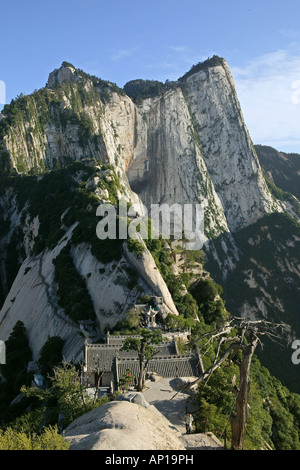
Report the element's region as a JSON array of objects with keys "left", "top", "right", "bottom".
[
  {"left": 189, "top": 278, "right": 228, "bottom": 325},
  {"left": 0, "top": 321, "right": 32, "bottom": 378},
  {"left": 38, "top": 336, "right": 65, "bottom": 378},
  {"left": 118, "top": 368, "right": 134, "bottom": 391},
  {"left": 0, "top": 321, "right": 32, "bottom": 418},
  {"left": 10, "top": 407, "right": 46, "bottom": 435},
  {"left": 126, "top": 238, "right": 145, "bottom": 258},
  {"left": 268, "top": 396, "right": 300, "bottom": 450},
  {"left": 111, "top": 308, "right": 142, "bottom": 333},
  {"left": 121, "top": 329, "right": 162, "bottom": 391},
  {"left": 185, "top": 249, "right": 206, "bottom": 266},
  {"left": 196, "top": 398, "right": 228, "bottom": 437},
  {"left": 53, "top": 245, "right": 96, "bottom": 322},
  {"left": 175, "top": 292, "right": 200, "bottom": 319},
  {"left": 162, "top": 313, "right": 196, "bottom": 331},
  {"left": 21, "top": 360, "right": 111, "bottom": 429},
  {"left": 287, "top": 393, "right": 300, "bottom": 430}
]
